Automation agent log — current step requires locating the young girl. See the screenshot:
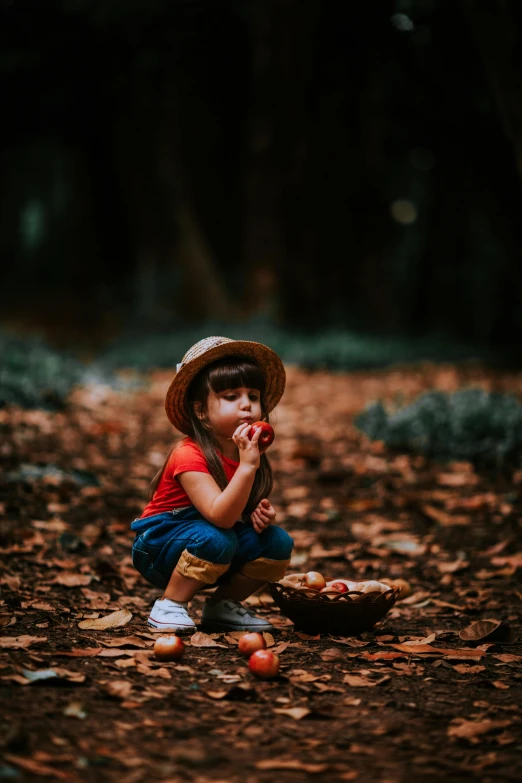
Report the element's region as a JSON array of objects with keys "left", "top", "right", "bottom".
[{"left": 130, "top": 336, "right": 294, "bottom": 633}]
